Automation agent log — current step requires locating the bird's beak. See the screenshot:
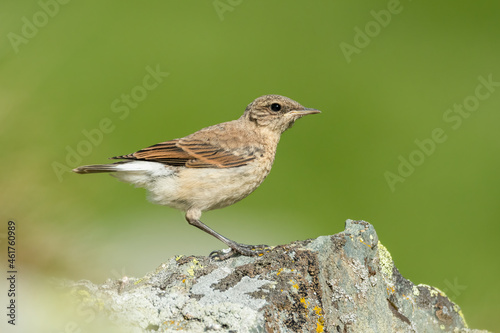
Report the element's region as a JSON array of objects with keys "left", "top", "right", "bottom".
[{"left": 289, "top": 108, "right": 321, "bottom": 116}]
